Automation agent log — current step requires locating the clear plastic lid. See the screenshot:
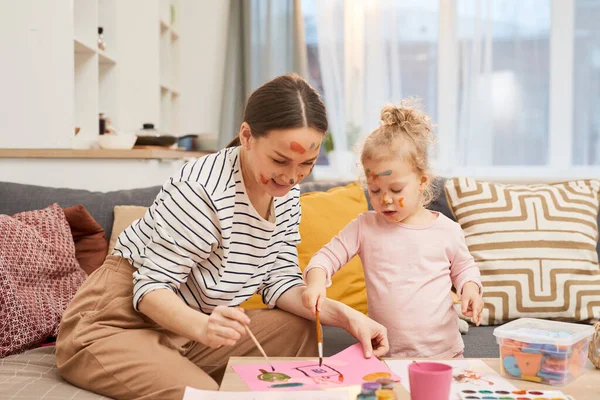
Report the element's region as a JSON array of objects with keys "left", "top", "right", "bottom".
[{"left": 493, "top": 318, "right": 595, "bottom": 346}]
